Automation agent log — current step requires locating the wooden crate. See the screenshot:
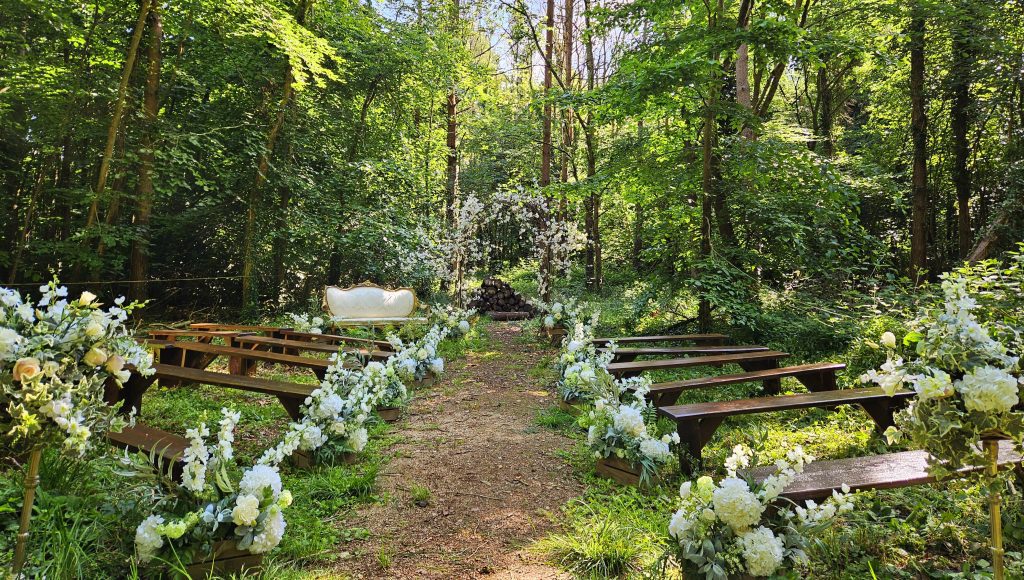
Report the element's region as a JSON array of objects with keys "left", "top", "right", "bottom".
[
  {"left": 377, "top": 406, "right": 402, "bottom": 422},
  {"left": 594, "top": 456, "right": 661, "bottom": 488},
  {"left": 183, "top": 540, "right": 262, "bottom": 578},
  {"left": 292, "top": 449, "right": 357, "bottom": 469},
  {"left": 413, "top": 376, "right": 436, "bottom": 388},
  {"left": 558, "top": 399, "right": 582, "bottom": 416},
  {"left": 542, "top": 327, "right": 567, "bottom": 345}
]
